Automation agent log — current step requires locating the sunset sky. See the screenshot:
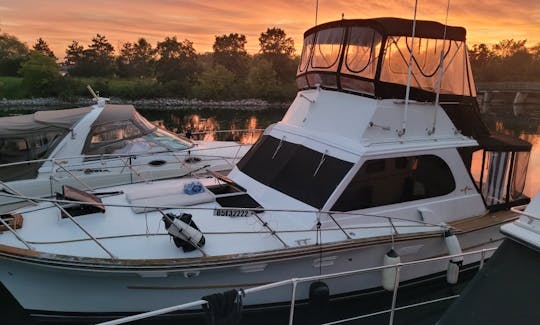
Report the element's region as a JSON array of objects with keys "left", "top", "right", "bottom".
[{"left": 1, "top": 0, "right": 539, "bottom": 59}]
